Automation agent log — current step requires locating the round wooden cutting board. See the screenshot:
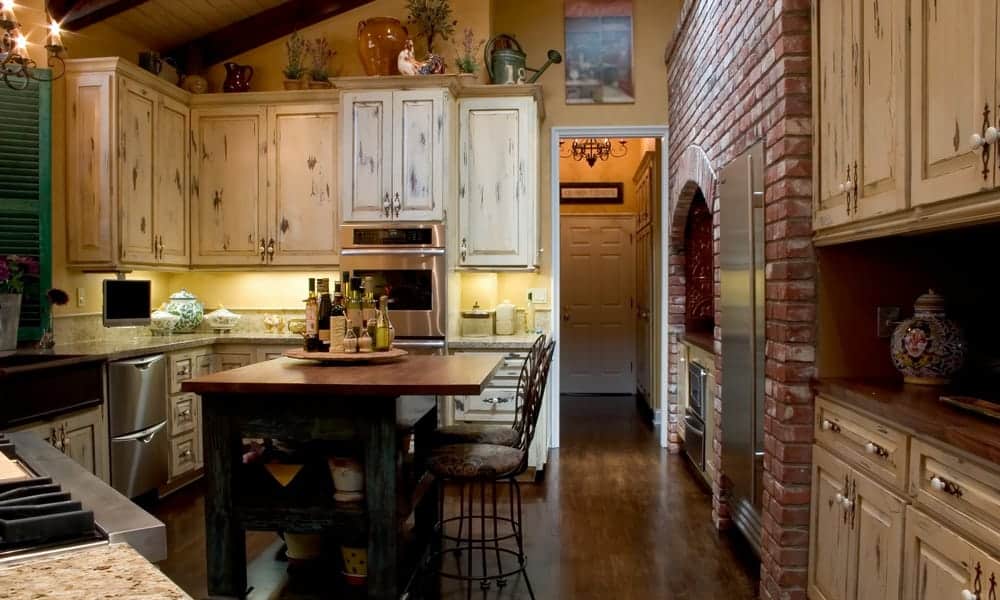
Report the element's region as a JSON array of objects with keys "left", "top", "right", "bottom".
[{"left": 282, "top": 348, "right": 409, "bottom": 364}]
